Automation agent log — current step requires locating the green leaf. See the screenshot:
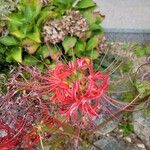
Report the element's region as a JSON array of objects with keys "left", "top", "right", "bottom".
[
  {"left": 76, "top": 0, "right": 96, "bottom": 9},
  {"left": 90, "top": 24, "right": 103, "bottom": 32},
  {"left": 8, "top": 24, "right": 26, "bottom": 39},
  {"left": 6, "top": 47, "right": 22, "bottom": 63},
  {"left": 62, "top": 36, "right": 77, "bottom": 53},
  {"left": 67, "top": 48, "right": 74, "bottom": 56},
  {"left": 21, "top": 0, "right": 42, "bottom": 18},
  {"left": 27, "top": 26, "right": 41, "bottom": 43},
  {"left": 37, "top": 9, "right": 58, "bottom": 27},
  {"left": 0, "top": 36, "right": 19, "bottom": 46},
  {"left": 8, "top": 13, "right": 24, "bottom": 27},
  {"left": 24, "top": 6, "right": 34, "bottom": 23},
  {"left": 89, "top": 50, "right": 99, "bottom": 59},
  {"left": 75, "top": 40, "right": 86, "bottom": 52},
  {"left": 23, "top": 55, "right": 38, "bottom": 65},
  {"left": 54, "top": 0, "right": 73, "bottom": 10},
  {"left": 36, "top": 45, "right": 49, "bottom": 59},
  {"left": 75, "top": 51, "right": 82, "bottom": 57},
  {"left": 86, "top": 36, "right": 99, "bottom": 51},
  {"left": 82, "top": 11, "right": 95, "bottom": 26}
]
